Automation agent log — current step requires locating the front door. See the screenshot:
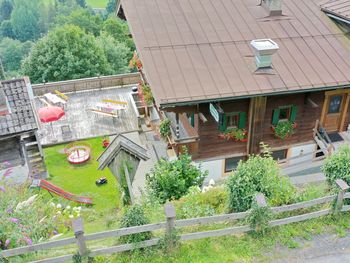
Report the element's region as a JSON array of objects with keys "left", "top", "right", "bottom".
[{"left": 322, "top": 91, "right": 350, "bottom": 132}]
